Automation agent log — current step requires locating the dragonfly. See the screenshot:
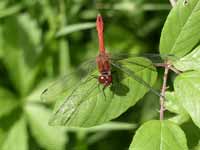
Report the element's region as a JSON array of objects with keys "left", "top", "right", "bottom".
[{"left": 41, "top": 14, "right": 177, "bottom": 126}]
